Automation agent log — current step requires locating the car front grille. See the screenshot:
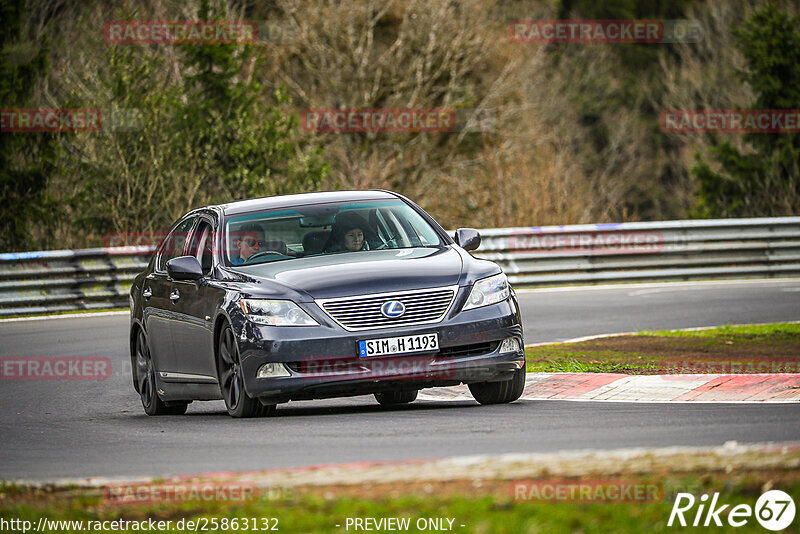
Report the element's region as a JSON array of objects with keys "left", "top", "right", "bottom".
[{"left": 317, "top": 286, "right": 458, "bottom": 331}]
